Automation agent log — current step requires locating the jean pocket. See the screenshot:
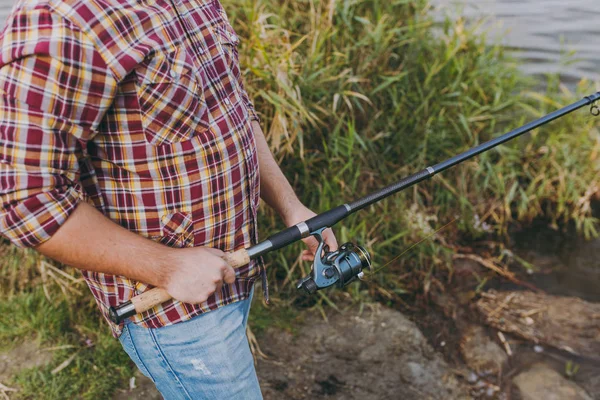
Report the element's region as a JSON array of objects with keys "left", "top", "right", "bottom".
[
  {"left": 135, "top": 48, "right": 210, "bottom": 146},
  {"left": 119, "top": 324, "right": 155, "bottom": 381}
]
